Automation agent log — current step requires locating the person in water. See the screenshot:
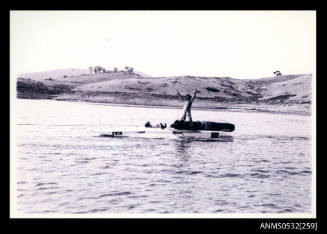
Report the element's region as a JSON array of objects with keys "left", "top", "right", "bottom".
[
  {"left": 177, "top": 89, "right": 199, "bottom": 123},
  {"left": 145, "top": 121, "right": 166, "bottom": 129}
]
